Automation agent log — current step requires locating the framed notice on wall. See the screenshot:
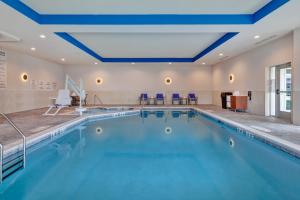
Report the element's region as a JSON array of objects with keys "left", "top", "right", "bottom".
[
  {"left": 0, "top": 50, "right": 7, "bottom": 88},
  {"left": 30, "top": 79, "right": 57, "bottom": 91}
]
